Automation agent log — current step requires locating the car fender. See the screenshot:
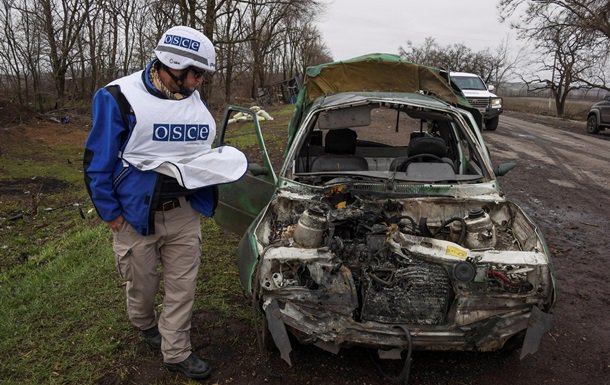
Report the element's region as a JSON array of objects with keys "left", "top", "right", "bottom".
[
  {"left": 588, "top": 109, "right": 601, "bottom": 121},
  {"left": 237, "top": 201, "right": 275, "bottom": 294}
]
